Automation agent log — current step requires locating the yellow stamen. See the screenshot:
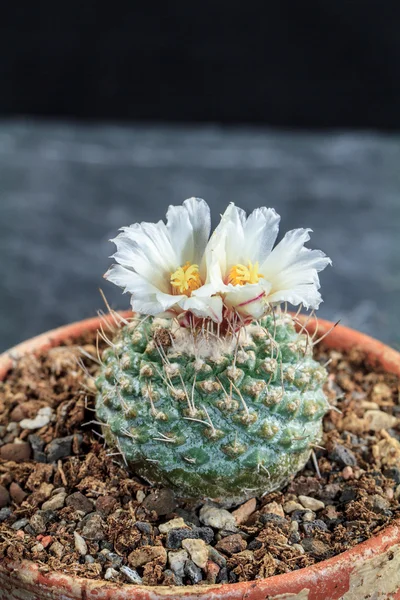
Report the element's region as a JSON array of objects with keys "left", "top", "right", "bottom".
[
  {"left": 170, "top": 262, "right": 202, "bottom": 296},
  {"left": 228, "top": 261, "right": 264, "bottom": 286}
]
